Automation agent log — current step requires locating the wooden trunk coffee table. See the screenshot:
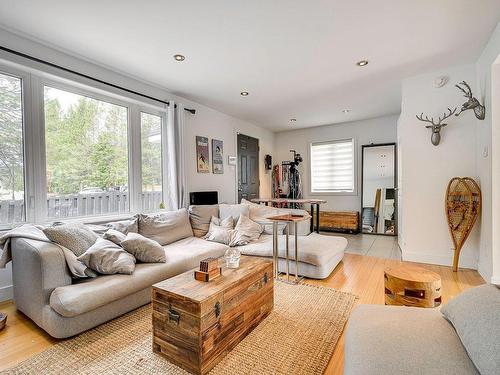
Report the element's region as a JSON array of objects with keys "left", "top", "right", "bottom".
[
  {"left": 152, "top": 256, "right": 274, "bottom": 375},
  {"left": 384, "top": 264, "right": 442, "bottom": 308}
]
